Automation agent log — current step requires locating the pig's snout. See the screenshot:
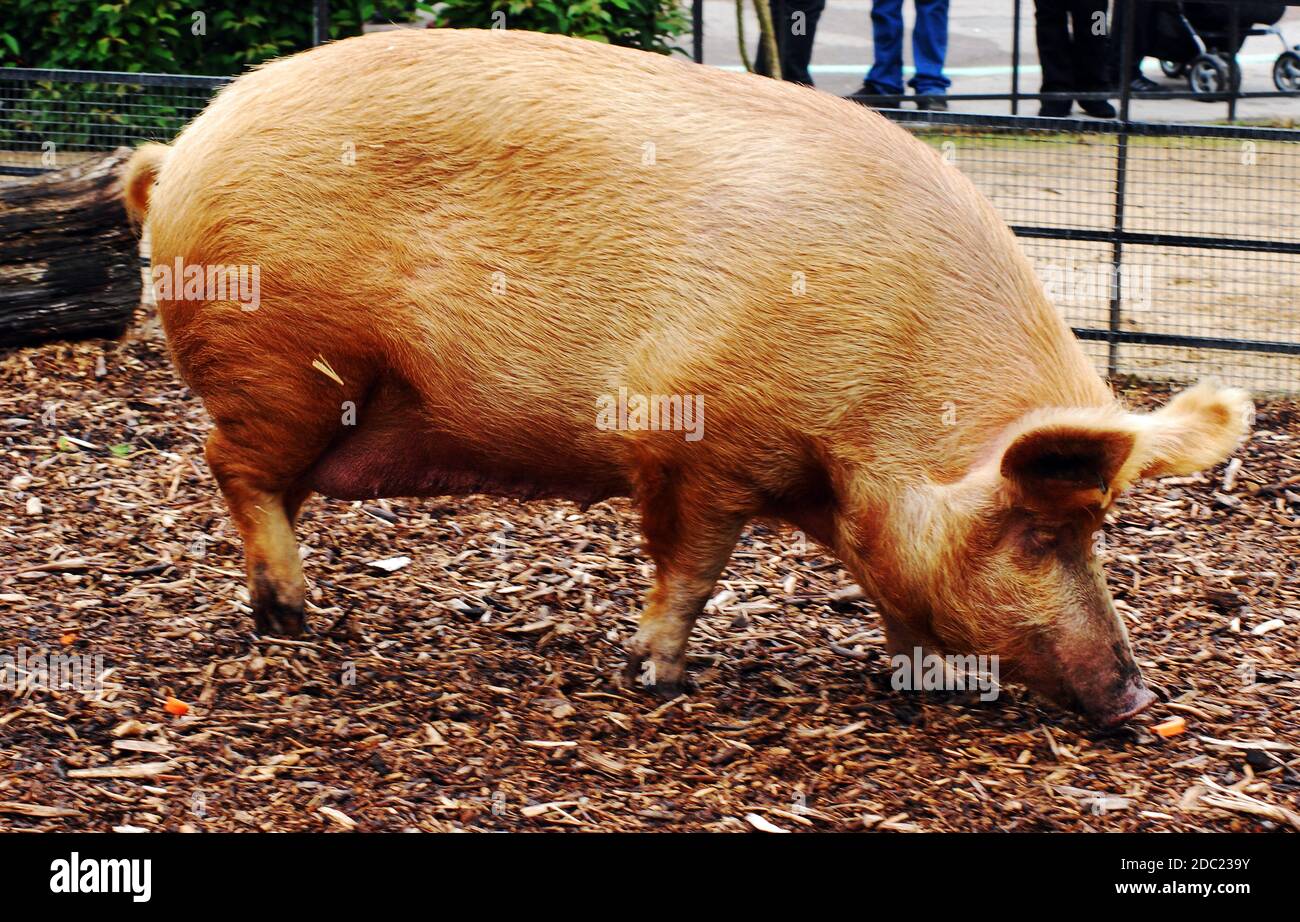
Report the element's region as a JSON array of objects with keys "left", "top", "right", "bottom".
[
  {"left": 1068, "top": 640, "right": 1158, "bottom": 728},
  {"left": 1019, "top": 626, "right": 1156, "bottom": 728},
  {"left": 1089, "top": 679, "right": 1157, "bottom": 729}
]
